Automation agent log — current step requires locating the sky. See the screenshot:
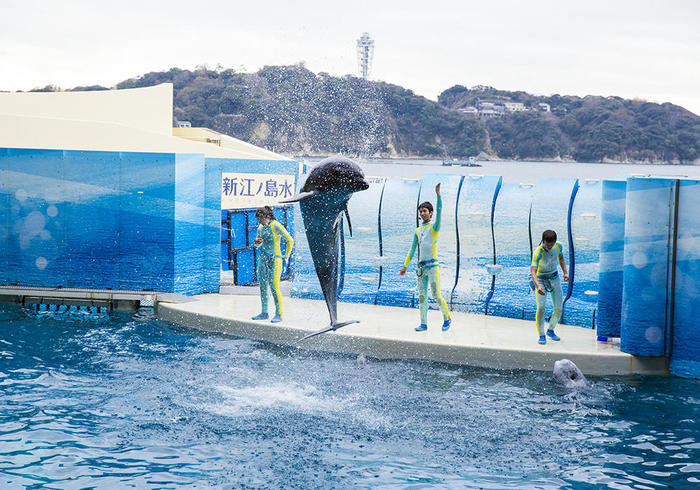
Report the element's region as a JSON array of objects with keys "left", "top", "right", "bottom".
[{"left": 2, "top": 0, "right": 699, "bottom": 114}]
